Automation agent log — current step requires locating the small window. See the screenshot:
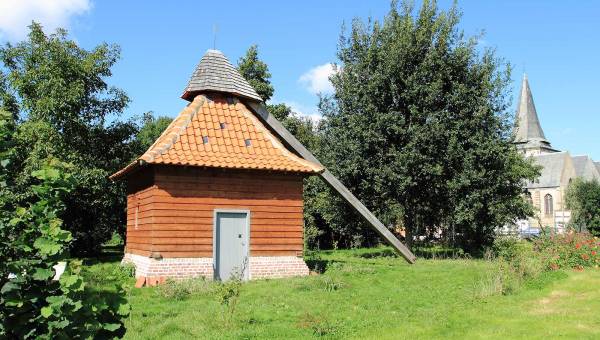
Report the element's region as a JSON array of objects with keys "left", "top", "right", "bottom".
[
  {"left": 544, "top": 194, "right": 553, "bottom": 216},
  {"left": 244, "top": 139, "right": 252, "bottom": 147},
  {"left": 202, "top": 136, "right": 209, "bottom": 144},
  {"left": 220, "top": 122, "right": 226, "bottom": 129}
]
